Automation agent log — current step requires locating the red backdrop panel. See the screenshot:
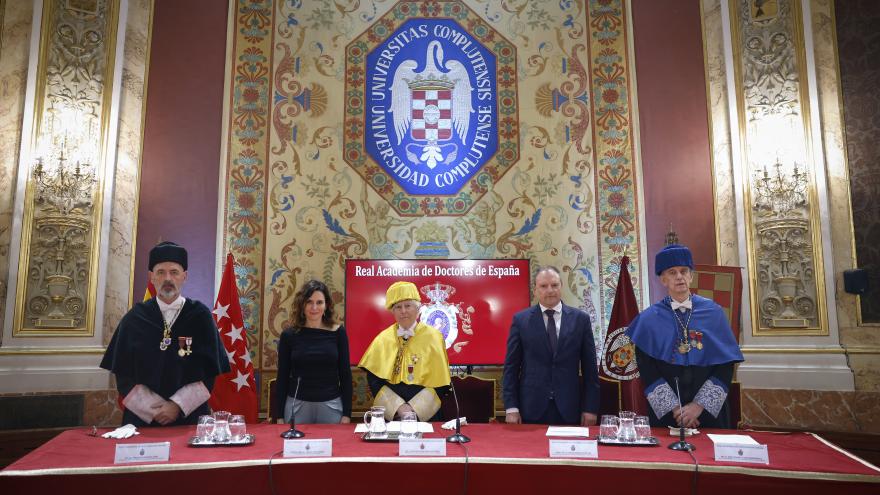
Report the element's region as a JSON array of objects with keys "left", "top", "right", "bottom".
[{"left": 345, "top": 259, "right": 531, "bottom": 365}]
